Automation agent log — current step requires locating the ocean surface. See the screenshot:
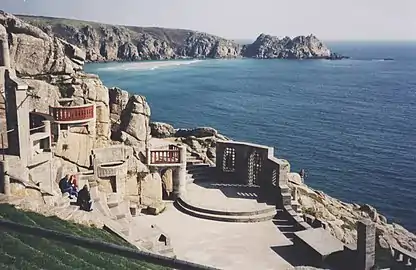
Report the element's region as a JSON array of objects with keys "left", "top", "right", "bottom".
[{"left": 86, "top": 42, "right": 416, "bottom": 232}]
